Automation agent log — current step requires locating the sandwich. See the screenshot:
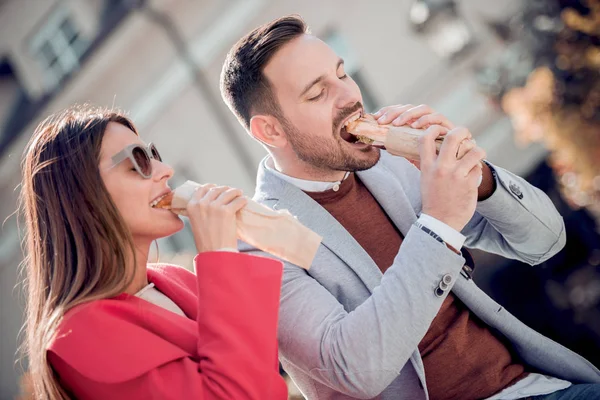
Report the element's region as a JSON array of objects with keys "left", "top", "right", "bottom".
[
  {"left": 153, "top": 181, "right": 322, "bottom": 270},
  {"left": 344, "top": 114, "right": 475, "bottom": 160}
]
